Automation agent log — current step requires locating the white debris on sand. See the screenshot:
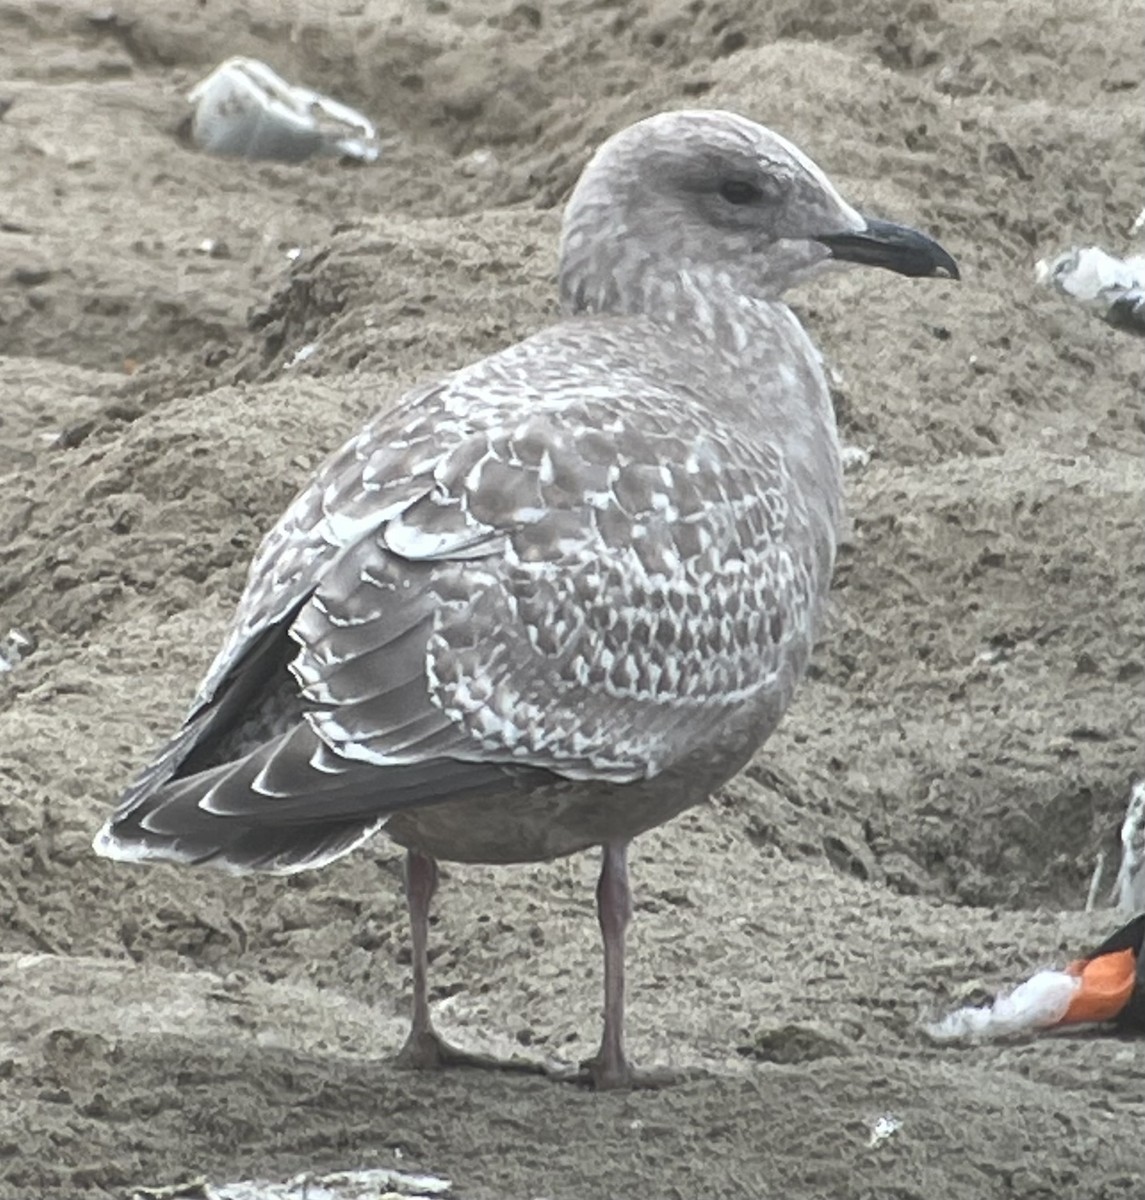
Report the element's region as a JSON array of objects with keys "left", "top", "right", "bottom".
[
  {"left": 188, "top": 58, "right": 381, "bottom": 164},
  {"left": 1035, "top": 239, "right": 1145, "bottom": 336},
  {"left": 840, "top": 443, "right": 872, "bottom": 473},
  {"left": 1113, "top": 778, "right": 1145, "bottom": 912},
  {"left": 131, "top": 1167, "right": 453, "bottom": 1200},
  {"left": 923, "top": 969, "right": 1080, "bottom": 1042},
  {"left": 867, "top": 1114, "right": 902, "bottom": 1148},
  {"left": 0, "top": 627, "right": 34, "bottom": 673}
]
